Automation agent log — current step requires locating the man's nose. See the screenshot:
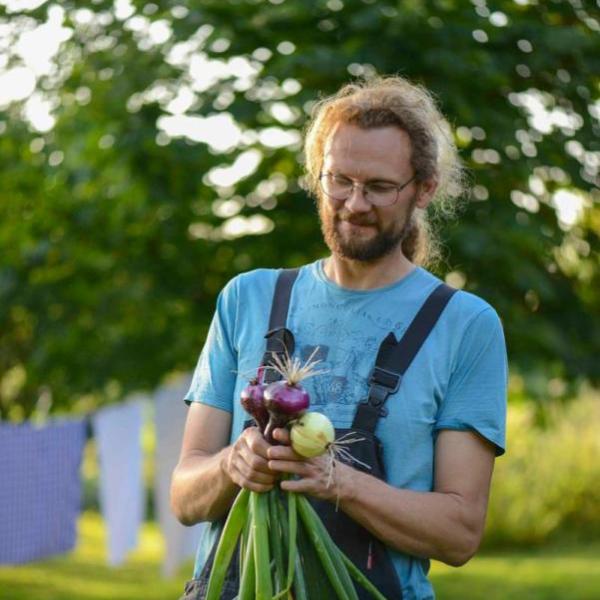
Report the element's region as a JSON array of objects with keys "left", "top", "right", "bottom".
[{"left": 344, "top": 183, "right": 371, "bottom": 212}]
